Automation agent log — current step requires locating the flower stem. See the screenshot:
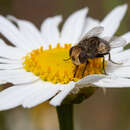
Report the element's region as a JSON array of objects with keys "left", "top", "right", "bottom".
[{"left": 56, "top": 104, "right": 74, "bottom": 130}]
